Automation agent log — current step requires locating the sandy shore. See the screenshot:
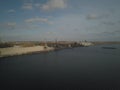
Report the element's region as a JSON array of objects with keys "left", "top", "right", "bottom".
[{"left": 0, "top": 46, "right": 54, "bottom": 58}]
